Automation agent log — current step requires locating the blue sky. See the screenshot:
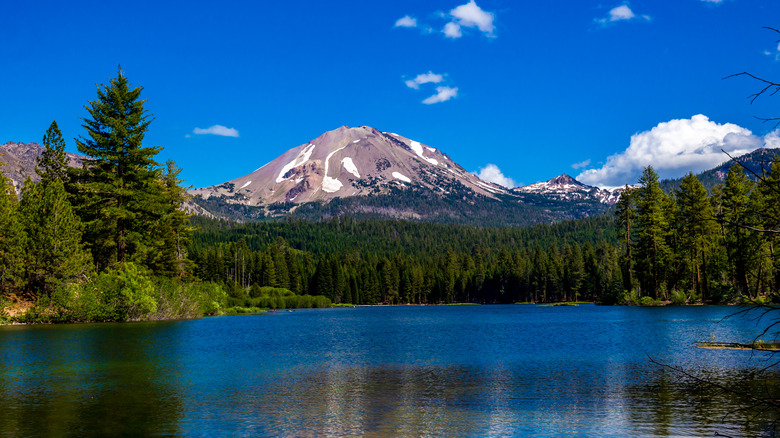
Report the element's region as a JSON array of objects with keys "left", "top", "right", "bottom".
[{"left": 2, "top": 0, "right": 780, "bottom": 189}]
